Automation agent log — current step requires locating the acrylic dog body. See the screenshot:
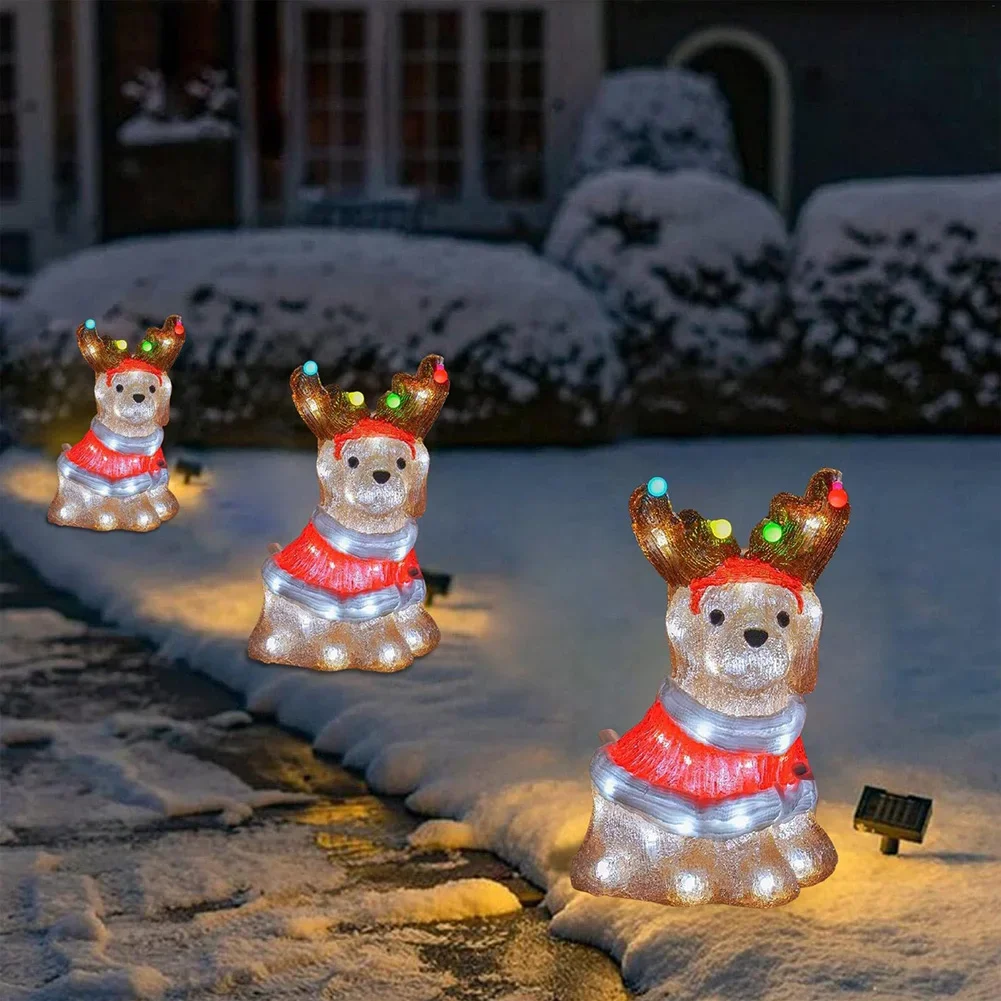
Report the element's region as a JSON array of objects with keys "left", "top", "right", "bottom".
[
  {"left": 47, "top": 316, "right": 185, "bottom": 532},
  {"left": 248, "top": 355, "right": 449, "bottom": 673},
  {"left": 571, "top": 469, "right": 850, "bottom": 907}
]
